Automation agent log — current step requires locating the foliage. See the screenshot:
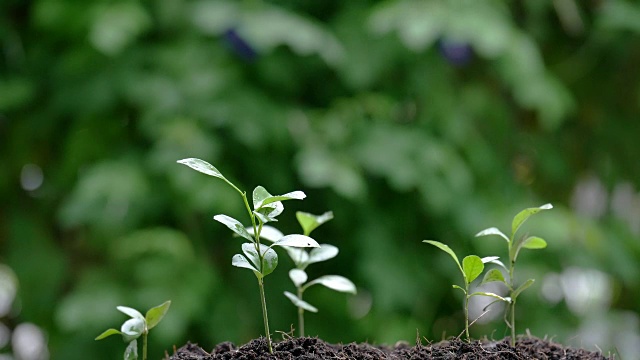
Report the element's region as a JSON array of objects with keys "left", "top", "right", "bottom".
[
  {"left": 96, "top": 301, "right": 171, "bottom": 360},
  {"left": 2, "top": 0, "right": 640, "bottom": 358},
  {"left": 475, "top": 204, "right": 553, "bottom": 346},
  {"left": 177, "top": 158, "right": 319, "bottom": 352},
  {"left": 423, "top": 241, "right": 508, "bottom": 341}
]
